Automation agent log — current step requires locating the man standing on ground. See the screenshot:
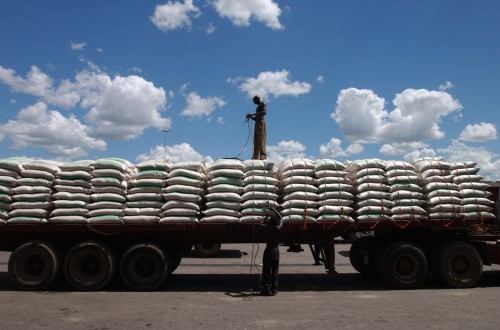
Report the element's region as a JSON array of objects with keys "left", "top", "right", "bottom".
[
  {"left": 259, "top": 207, "right": 283, "bottom": 296},
  {"left": 246, "top": 95, "right": 267, "bottom": 160}
]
